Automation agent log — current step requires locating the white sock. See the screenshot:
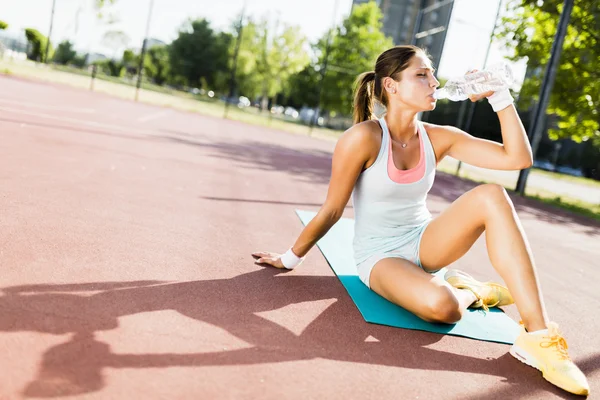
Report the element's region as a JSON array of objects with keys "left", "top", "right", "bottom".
[{"left": 527, "top": 328, "right": 549, "bottom": 335}]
